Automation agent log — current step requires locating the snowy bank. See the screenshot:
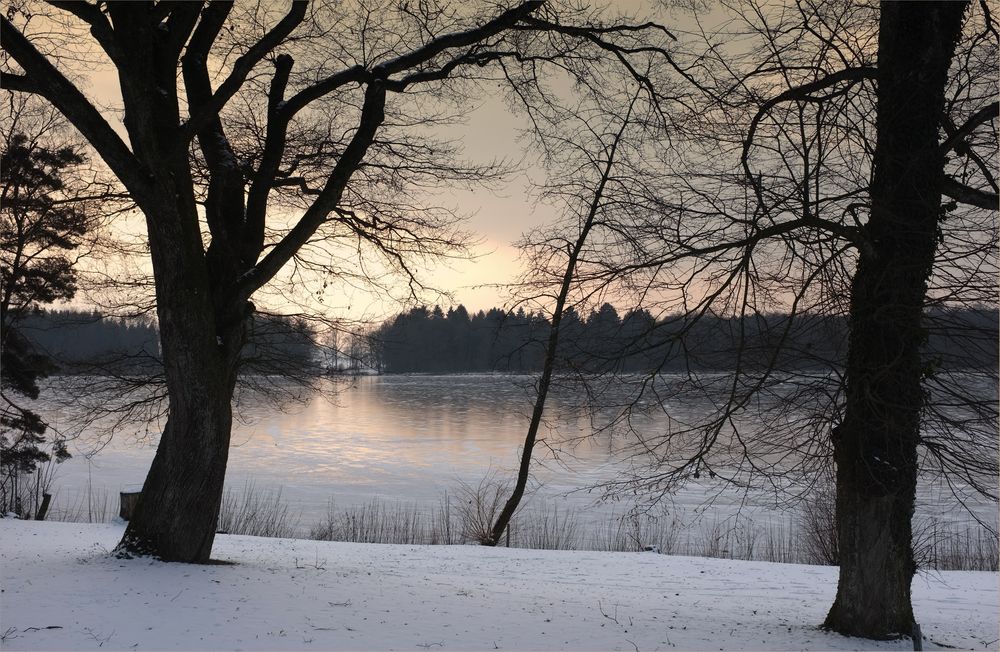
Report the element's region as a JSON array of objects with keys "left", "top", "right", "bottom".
[{"left": 1, "top": 520, "right": 996, "bottom": 651}]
